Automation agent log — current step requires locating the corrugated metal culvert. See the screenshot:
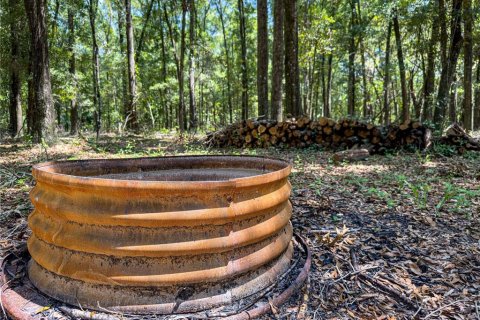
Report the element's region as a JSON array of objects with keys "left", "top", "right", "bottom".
[{"left": 28, "top": 155, "right": 294, "bottom": 314}]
